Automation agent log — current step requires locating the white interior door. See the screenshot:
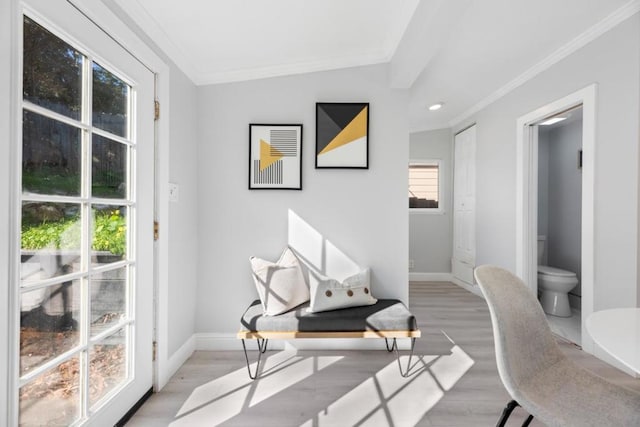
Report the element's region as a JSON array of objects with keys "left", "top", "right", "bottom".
[
  {"left": 452, "top": 125, "right": 476, "bottom": 285},
  {"left": 14, "top": 0, "right": 155, "bottom": 424}
]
